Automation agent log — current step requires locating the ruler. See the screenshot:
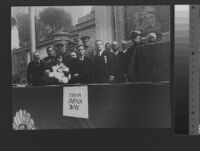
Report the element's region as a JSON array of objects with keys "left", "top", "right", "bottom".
[{"left": 189, "top": 5, "right": 200, "bottom": 135}]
